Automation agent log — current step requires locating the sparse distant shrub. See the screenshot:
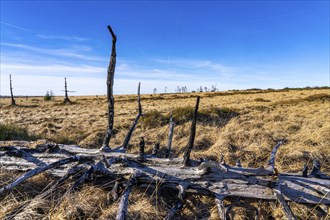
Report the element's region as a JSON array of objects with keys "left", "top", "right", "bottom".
[
  {"left": 44, "top": 90, "right": 54, "bottom": 101},
  {"left": 246, "top": 88, "right": 261, "bottom": 91}
]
